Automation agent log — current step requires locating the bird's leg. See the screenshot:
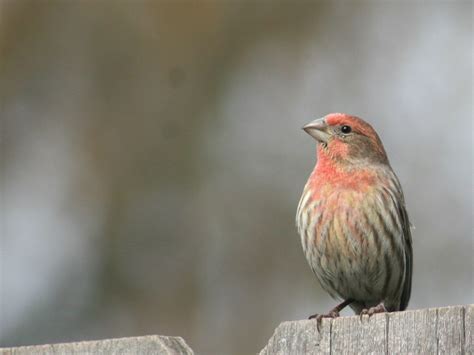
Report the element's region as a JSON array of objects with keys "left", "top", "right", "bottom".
[
  {"left": 309, "top": 298, "right": 354, "bottom": 331},
  {"left": 359, "top": 302, "right": 387, "bottom": 321}
]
